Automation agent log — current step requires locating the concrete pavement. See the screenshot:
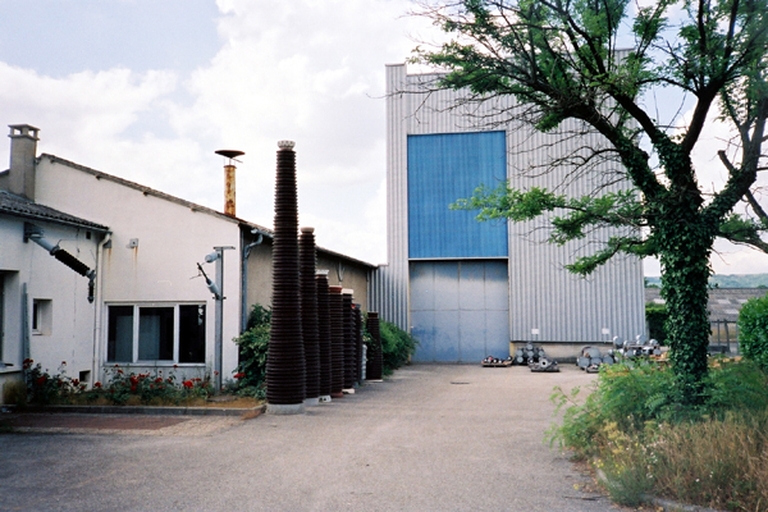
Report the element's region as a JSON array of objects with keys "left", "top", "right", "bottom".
[{"left": 0, "top": 364, "right": 622, "bottom": 511}]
